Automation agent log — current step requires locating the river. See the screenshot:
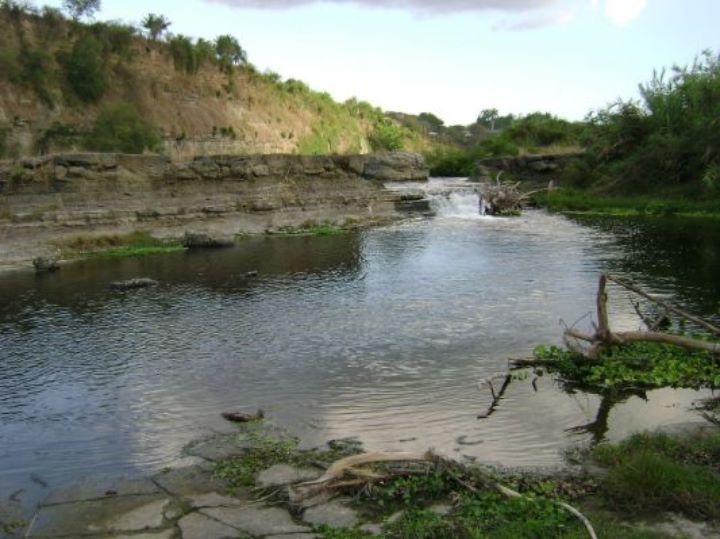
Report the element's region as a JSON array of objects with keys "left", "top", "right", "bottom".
[{"left": 1, "top": 178, "right": 719, "bottom": 513}]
